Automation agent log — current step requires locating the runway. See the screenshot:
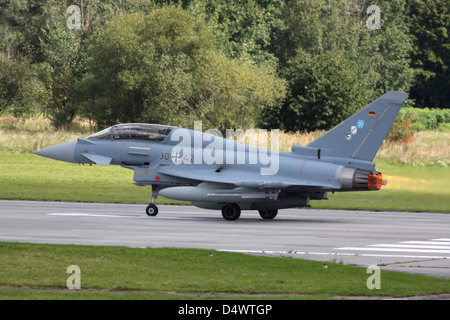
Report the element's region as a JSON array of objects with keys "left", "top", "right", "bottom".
[{"left": 1, "top": 200, "right": 450, "bottom": 279}]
